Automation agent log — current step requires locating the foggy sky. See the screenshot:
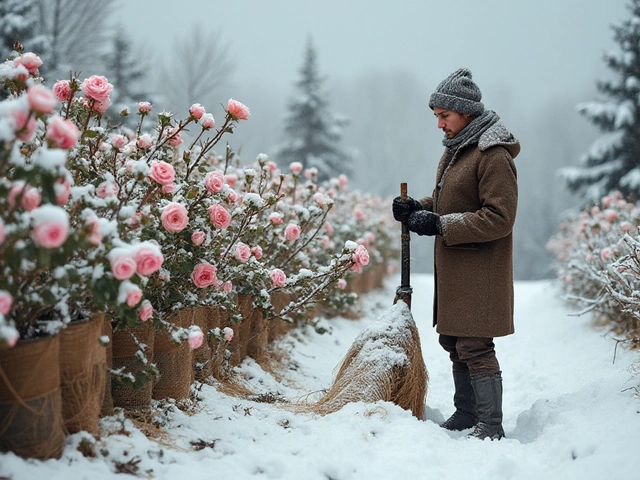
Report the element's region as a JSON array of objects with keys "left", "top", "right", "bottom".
[{"left": 118, "top": 0, "right": 628, "bottom": 108}]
